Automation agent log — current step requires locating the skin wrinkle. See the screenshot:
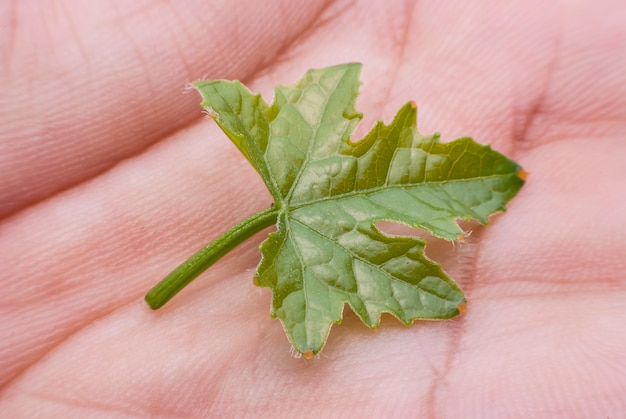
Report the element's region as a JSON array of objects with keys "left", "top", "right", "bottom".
[
  {"left": 519, "top": 7, "right": 626, "bottom": 148},
  {"left": 108, "top": 1, "right": 160, "bottom": 94},
  {"left": 0, "top": 302, "right": 123, "bottom": 392},
  {"left": 164, "top": 2, "right": 199, "bottom": 57},
  {"left": 425, "top": 233, "right": 480, "bottom": 416},
  {"left": 155, "top": 284, "right": 269, "bottom": 417},
  {"left": 57, "top": 1, "right": 92, "bottom": 68},
  {"left": 0, "top": 0, "right": 18, "bottom": 75},
  {"left": 0, "top": 1, "right": 334, "bottom": 219},
  {"left": 100, "top": 1, "right": 163, "bottom": 27},
  {"left": 253, "top": 0, "right": 340, "bottom": 76},
  {"left": 511, "top": 15, "right": 562, "bottom": 151},
  {"left": 2, "top": 61, "right": 292, "bottom": 390},
  {"left": 477, "top": 286, "right": 626, "bottom": 302},
  {"left": 1, "top": 3, "right": 171, "bottom": 217},
  {"left": 424, "top": 34, "right": 558, "bottom": 412},
  {"left": 0, "top": 2, "right": 310, "bottom": 220},
  {"left": 376, "top": 0, "right": 418, "bottom": 116},
  {"left": 388, "top": 3, "right": 501, "bottom": 413},
  {"left": 0, "top": 0, "right": 624, "bottom": 416},
  {"left": 14, "top": 388, "right": 147, "bottom": 418},
  {"left": 0, "top": 127, "right": 245, "bottom": 390},
  {"left": 0, "top": 183, "right": 266, "bottom": 392},
  {"left": 424, "top": 6, "right": 561, "bottom": 415},
  {"left": 4, "top": 278, "right": 245, "bottom": 417}
]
